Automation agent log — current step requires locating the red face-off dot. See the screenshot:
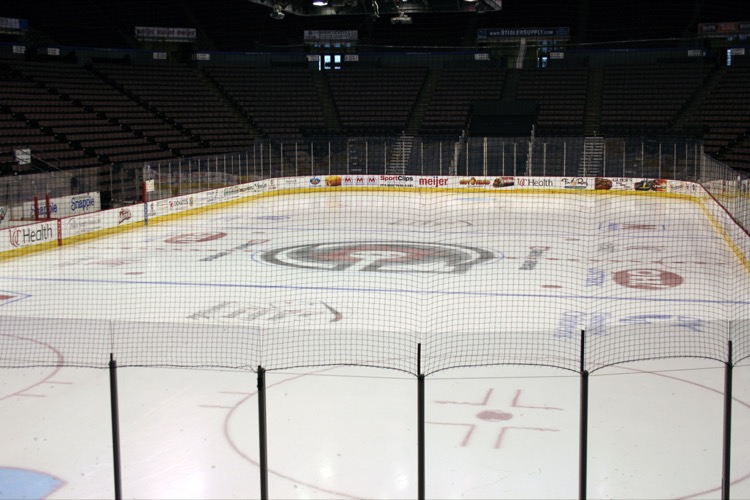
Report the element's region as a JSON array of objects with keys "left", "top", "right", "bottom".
[{"left": 476, "top": 409, "right": 513, "bottom": 422}]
